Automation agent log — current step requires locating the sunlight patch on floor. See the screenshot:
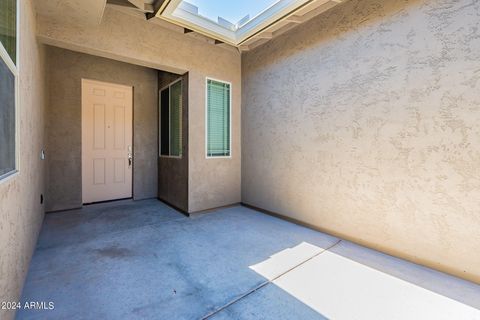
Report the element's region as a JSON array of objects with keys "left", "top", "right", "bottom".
[
  {"left": 249, "top": 242, "right": 326, "bottom": 280},
  {"left": 250, "top": 243, "right": 480, "bottom": 320}
]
